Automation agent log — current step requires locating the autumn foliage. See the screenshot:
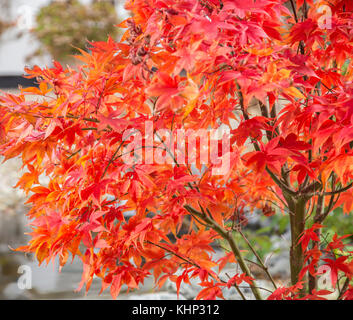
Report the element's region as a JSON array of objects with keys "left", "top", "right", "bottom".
[{"left": 1, "top": 0, "right": 353, "bottom": 300}]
